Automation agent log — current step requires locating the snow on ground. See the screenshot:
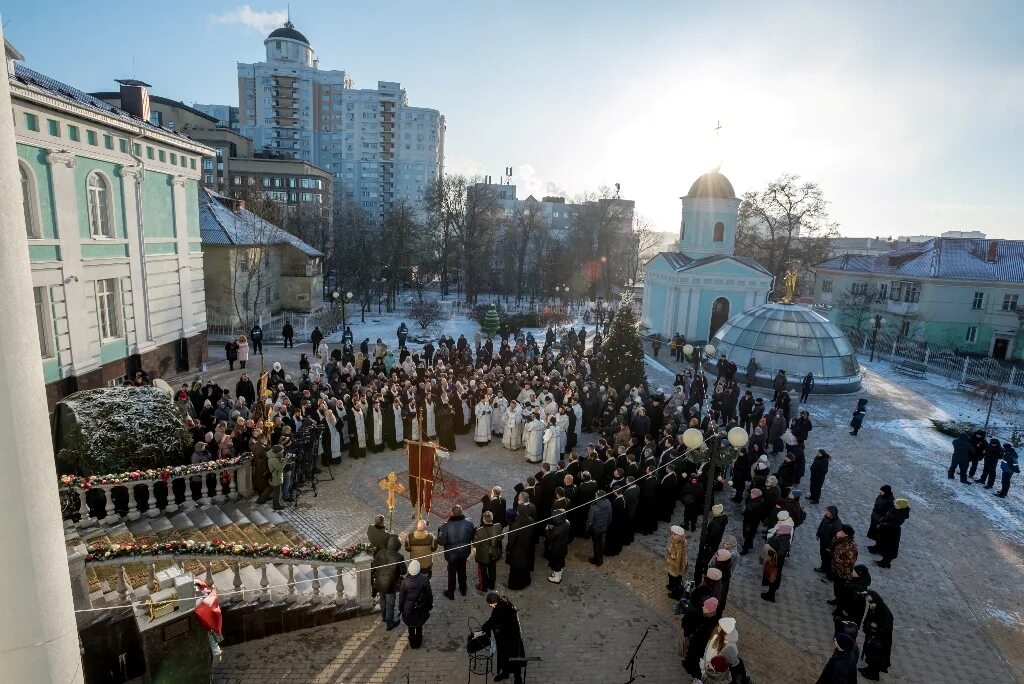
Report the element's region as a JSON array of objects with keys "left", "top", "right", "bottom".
[{"left": 642, "top": 353, "right": 1024, "bottom": 542}]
